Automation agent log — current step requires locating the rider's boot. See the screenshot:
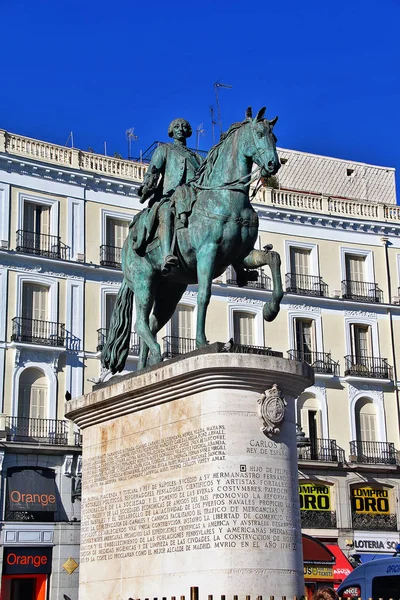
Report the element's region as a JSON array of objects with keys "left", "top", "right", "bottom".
[{"left": 159, "top": 204, "right": 178, "bottom": 274}]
